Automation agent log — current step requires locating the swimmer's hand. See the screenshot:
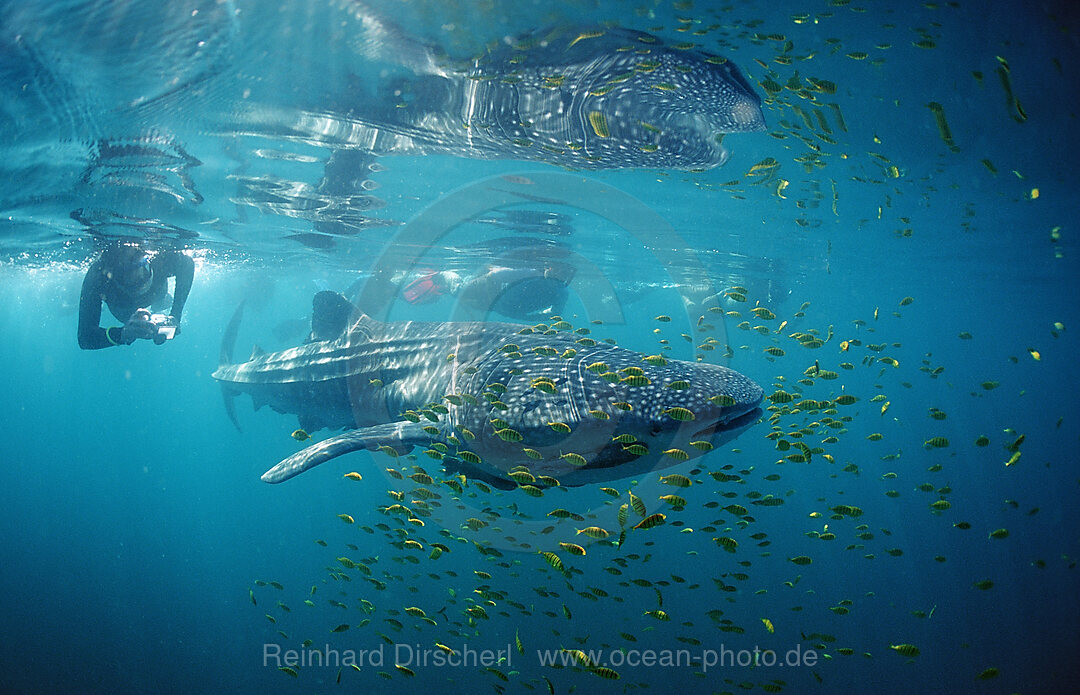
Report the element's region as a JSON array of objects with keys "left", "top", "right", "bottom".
[
  {"left": 152, "top": 315, "right": 179, "bottom": 344},
  {"left": 121, "top": 309, "right": 157, "bottom": 344}
]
